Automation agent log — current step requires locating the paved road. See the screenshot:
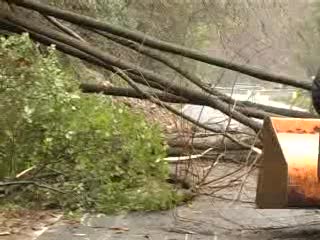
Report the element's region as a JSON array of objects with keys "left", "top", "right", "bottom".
[{"left": 37, "top": 163, "right": 320, "bottom": 240}]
